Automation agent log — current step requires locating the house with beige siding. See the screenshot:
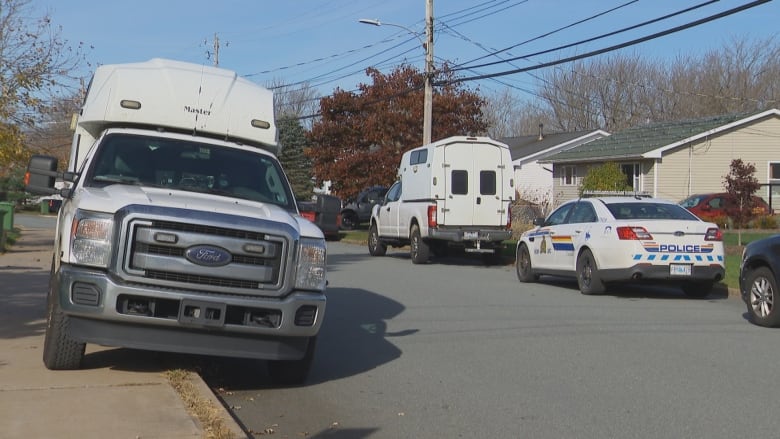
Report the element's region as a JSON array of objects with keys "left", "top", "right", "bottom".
[{"left": 542, "top": 109, "right": 780, "bottom": 209}]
